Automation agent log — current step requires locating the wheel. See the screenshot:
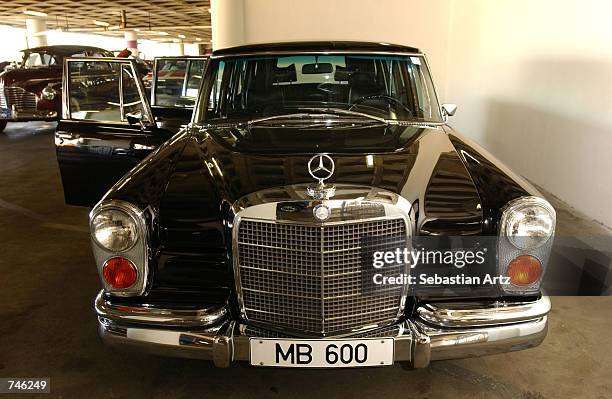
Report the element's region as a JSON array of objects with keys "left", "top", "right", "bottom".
[{"left": 0, "top": 120, "right": 7, "bottom": 133}]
